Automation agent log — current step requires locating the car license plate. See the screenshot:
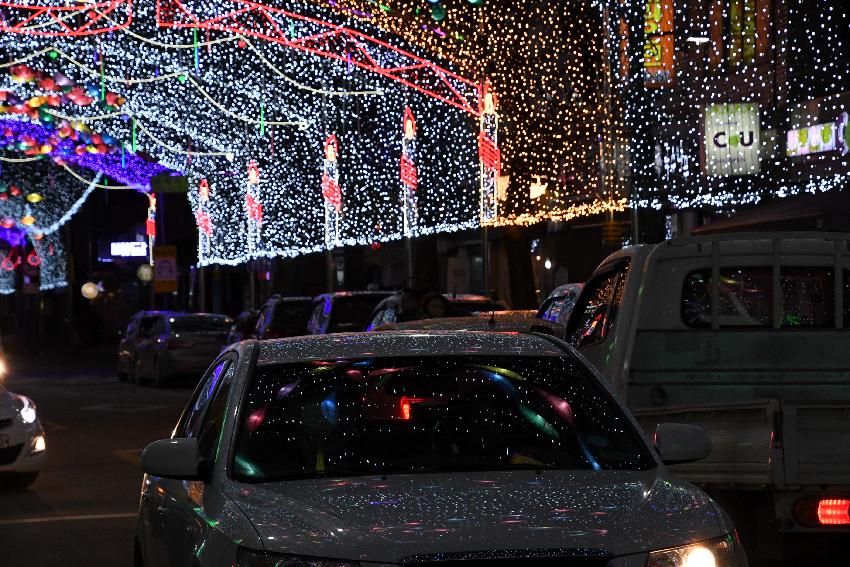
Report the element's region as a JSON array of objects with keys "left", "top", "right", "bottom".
[{"left": 0, "top": 434, "right": 9, "bottom": 449}]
